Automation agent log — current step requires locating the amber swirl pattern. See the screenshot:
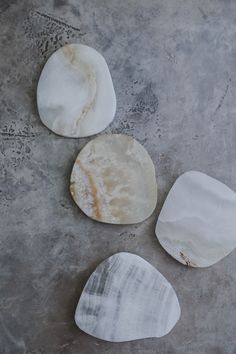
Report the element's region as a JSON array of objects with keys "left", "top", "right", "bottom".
[{"left": 70, "top": 134, "right": 158, "bottom": 224}]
